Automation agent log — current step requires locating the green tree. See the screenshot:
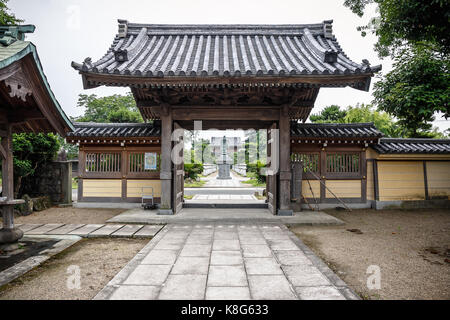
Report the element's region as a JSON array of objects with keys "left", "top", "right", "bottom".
[
  {"left": 373, "top": 47, "right": 449, "bottom": 137},
  {"left": 12, "top": 133, "right": 60, "bottom": 196},
  {"left": 307, "top": 104, "right": 444, "bottom": 138},
  {"left": 344, "top": 103, "right": 403, "bottom": 137},
  {"left": 344, "top": 0, "right": 450, "bottom": 138},
  {"left": 344, "top": 0, "right": 450, "bottom": 57},
  {"left": 0, "top": 0, "right": 23, "bottom": 25},
  {"left": 74, "top": 93, "right": 143, "bottom": 123},
  {"left": 309, "top": 105, "right": 347, "bottom": 123}
]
